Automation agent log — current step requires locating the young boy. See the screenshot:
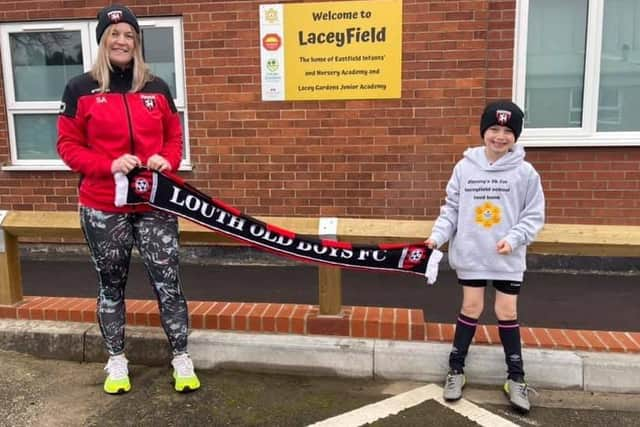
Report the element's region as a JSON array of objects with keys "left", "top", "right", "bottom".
[{"left": 425, "top": 100, "right": 545, "bottom": 413}]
